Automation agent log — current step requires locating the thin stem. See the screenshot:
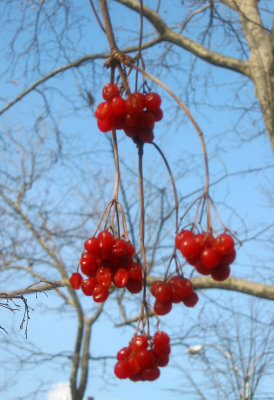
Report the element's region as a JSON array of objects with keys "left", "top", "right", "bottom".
[
  {"left": 127, "top": 63, "right": 210, "bottom": 194},
  {"left": 89, "top": 0, "right": 106, "bottom": 33},
  {"left": 137, "top": 141, "right": 148, "bottom": 305},
  {"left": 152, "top": 142, "right": 179, "bottom": 233}
]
